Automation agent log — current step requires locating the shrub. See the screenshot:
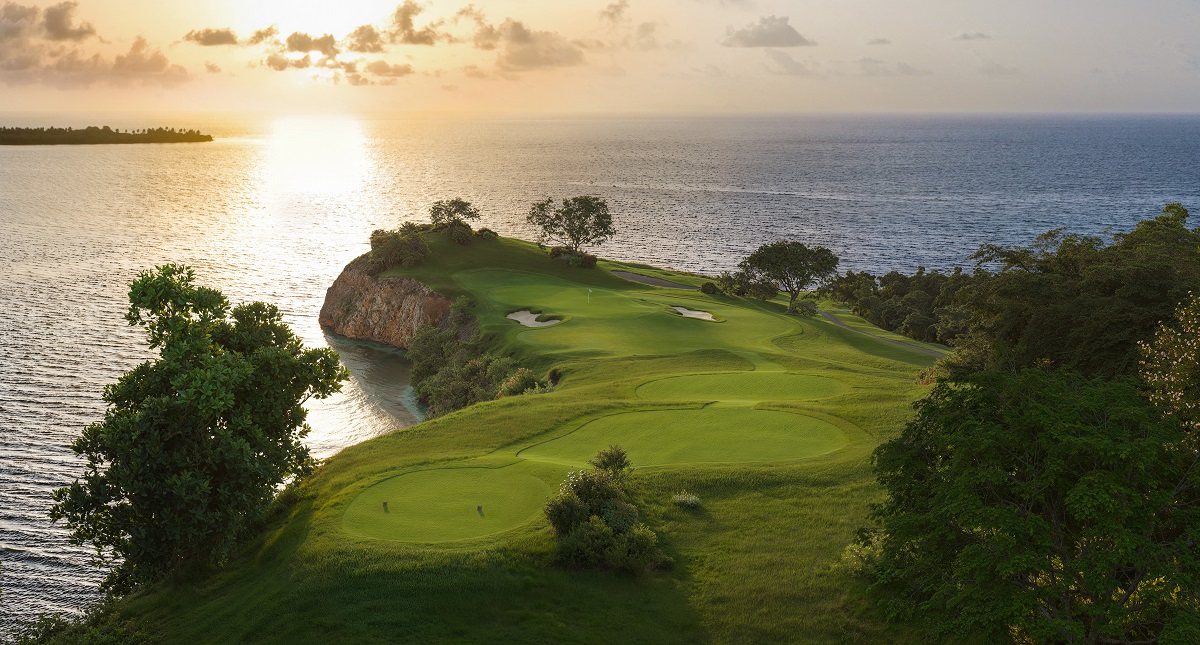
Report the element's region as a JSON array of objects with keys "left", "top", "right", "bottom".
[
  {"left": 496, "top": 367, "right": 539, "bottom": 397},
  {"left": 369, "top": 229, "right": 429, "bottom": 269},
  {"left": 579, "top": 253, "right": 598, "bottom": 269},
  {"left": 672, "top": 491, "right": 701, "bottom": 509},
  {"left": 557, "top": 516, "right": 614, "bottom": 568},
  {"left": 716, "top": 270, "right": 747, "bottom": 296},
  {"left": 546, "top": 367, "right": 563, "bottom": 385},
  {"left": 475, "top": 227, "right": 498, "bottom": 239},
  {"left": 793, "top": 298, "right": 819, "bottom": 317},
  {"left": 547, "top": 246, "right": 570, "bottom": 259},
  {"left": 446, "top": 220, "right": 473, "bottom": 245},
  {"left": 589, "top": 445, "right": 631, "bottom": 481},
  {"left": 601, "top": 498, "right": 639, "bottom": 534},
  {"left": 700, "top": 281, "right": 719, "bottom": 295},
  {"left": 607, "top": 524, "right": 660, "bottom": 573},
  {"left": 544, "top": 490, "right": 589, "bottom": 536}
]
